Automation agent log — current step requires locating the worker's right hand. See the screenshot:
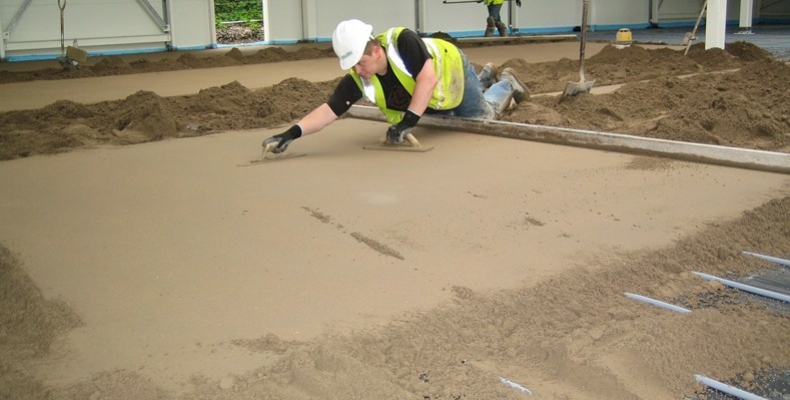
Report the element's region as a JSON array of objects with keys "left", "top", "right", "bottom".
[
  {"left": 386, "top": 110, "right": 421, "bottom": 144},
  {"left": 263, "top": 125, "right": 302, "bottom": 154}
]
